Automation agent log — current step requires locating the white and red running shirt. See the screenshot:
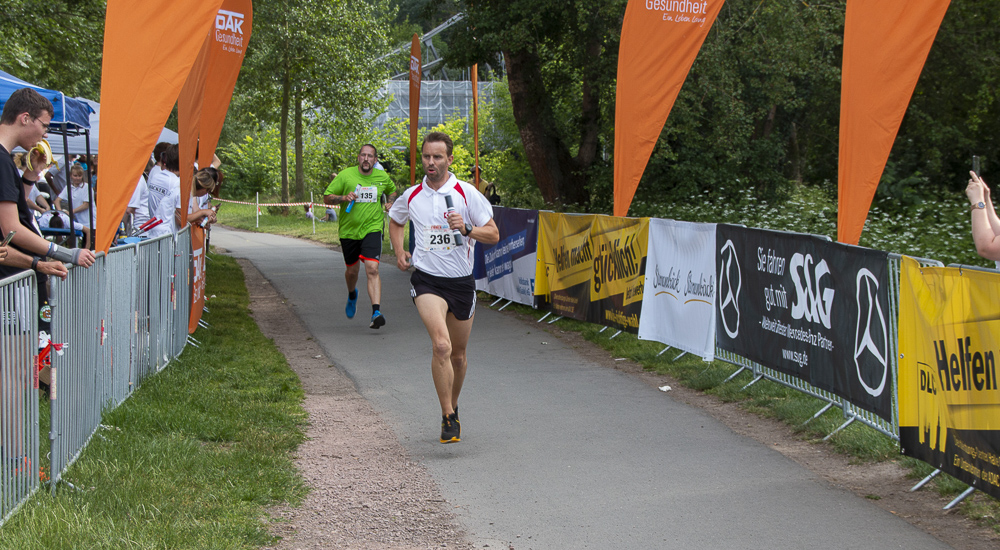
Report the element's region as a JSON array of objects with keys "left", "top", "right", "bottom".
[{"left": 389, "top": 172, "right": 494, "bottom": 279}]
